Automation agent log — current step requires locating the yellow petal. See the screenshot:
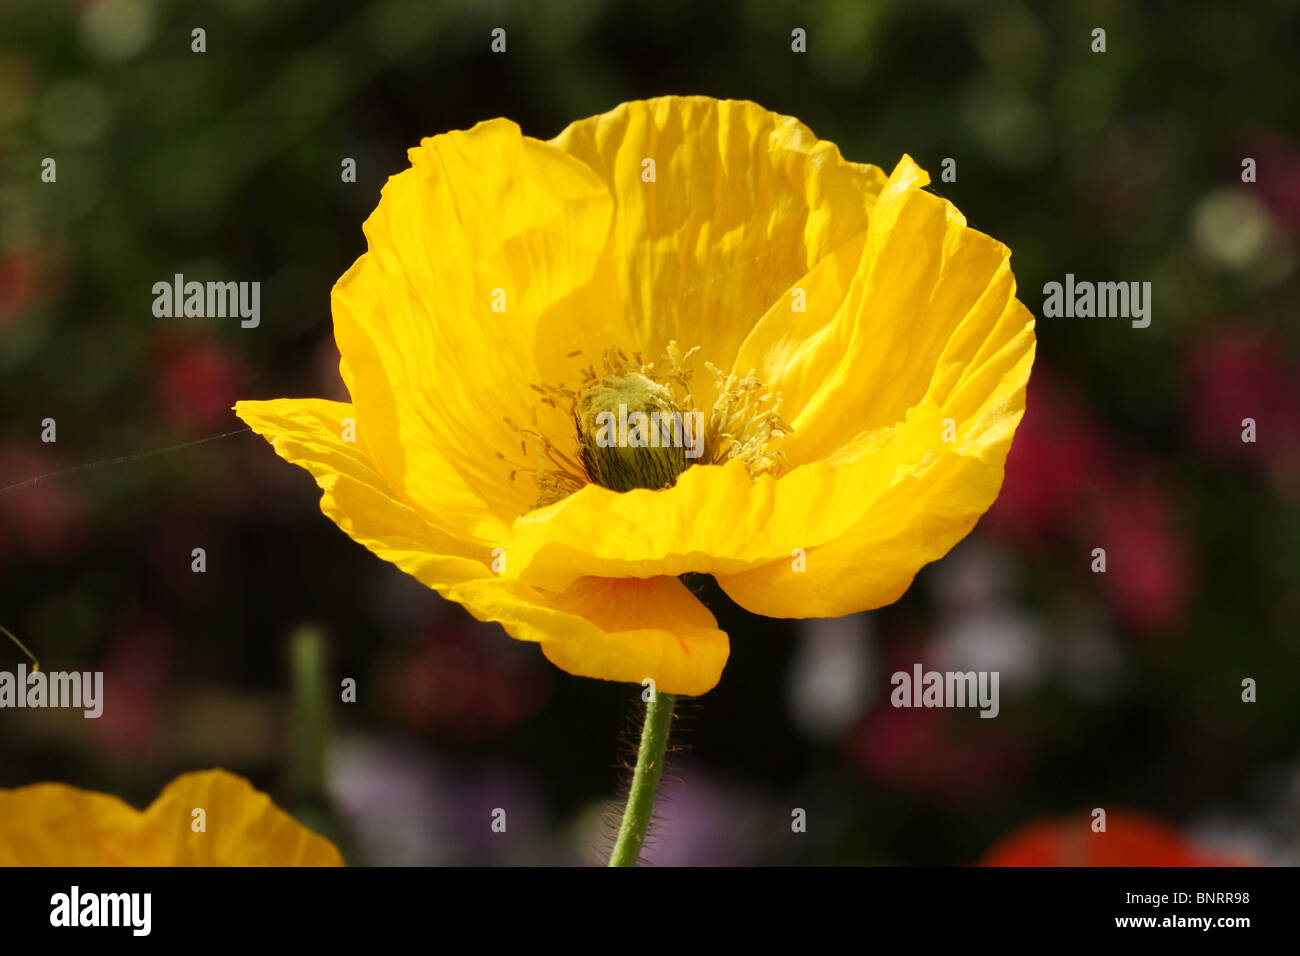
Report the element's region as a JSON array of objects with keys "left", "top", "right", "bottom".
[
  {"left": 143, "top": 770, "right": 342, "bottom": 866},
  {"left": 0, "top": 771, "right": 341, "bottom": 865},
  {"left": 714, "top": 344, "right": 1033, "bottom": 617},
  {"left": 540, "top": 576, "right": 727, "bottom": 695},
  {"left": 235, "top": 397, "right": 493, "bottom": 575},
  {"left": 551, "top": 95, "right": 889, "bottom": 409},
  {"left": 734, "top": 156, "right": 1022, "bottom": 464},
  {"left": 0, "top": 784, "right": 159, "bottom": 866},
  {"left": 235, "top": 397, "right": 728, "bottom": 694},
  {"left": 502, "top": 400, "right": 942, "bottom": 590},
  {"left": 458, "top": 573, "right": 729, "bottom": 696},
  {"left": 713, "top": 159, "right": 1037, "bottom": 616},
  {"left": 335, "top": 117, "right": 633, "bottom": 542}
]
